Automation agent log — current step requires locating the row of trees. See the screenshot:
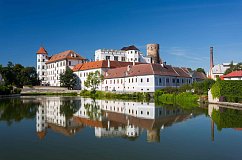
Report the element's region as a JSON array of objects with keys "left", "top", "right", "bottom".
[{"left": 0, "top": 62, "right": 39, "bottom": 87}]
